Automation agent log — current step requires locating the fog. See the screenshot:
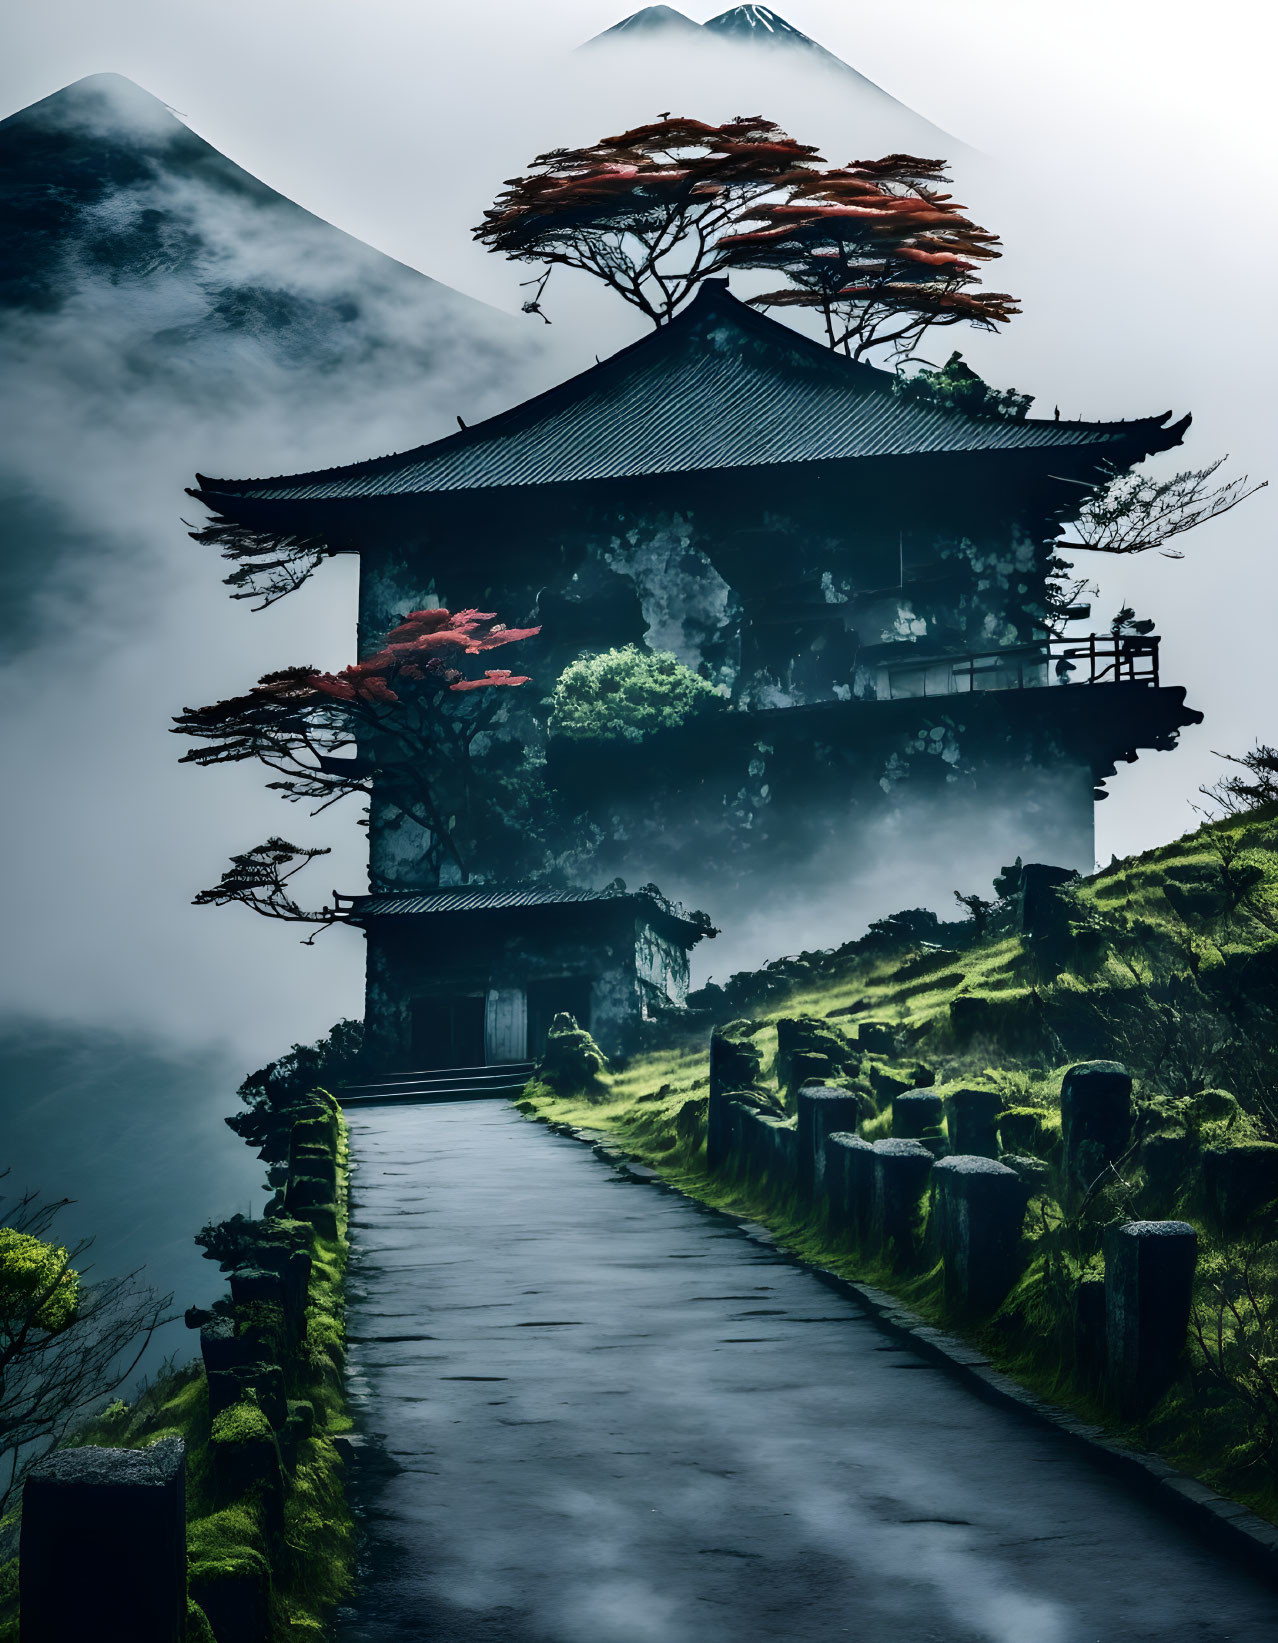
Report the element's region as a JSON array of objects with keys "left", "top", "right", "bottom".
[
  {"left": 660, "top": 769, "right": 1095, "bottom": 986},
  {"left": 1, "top": 2, "right": 1274, "bottom": 1344}
]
